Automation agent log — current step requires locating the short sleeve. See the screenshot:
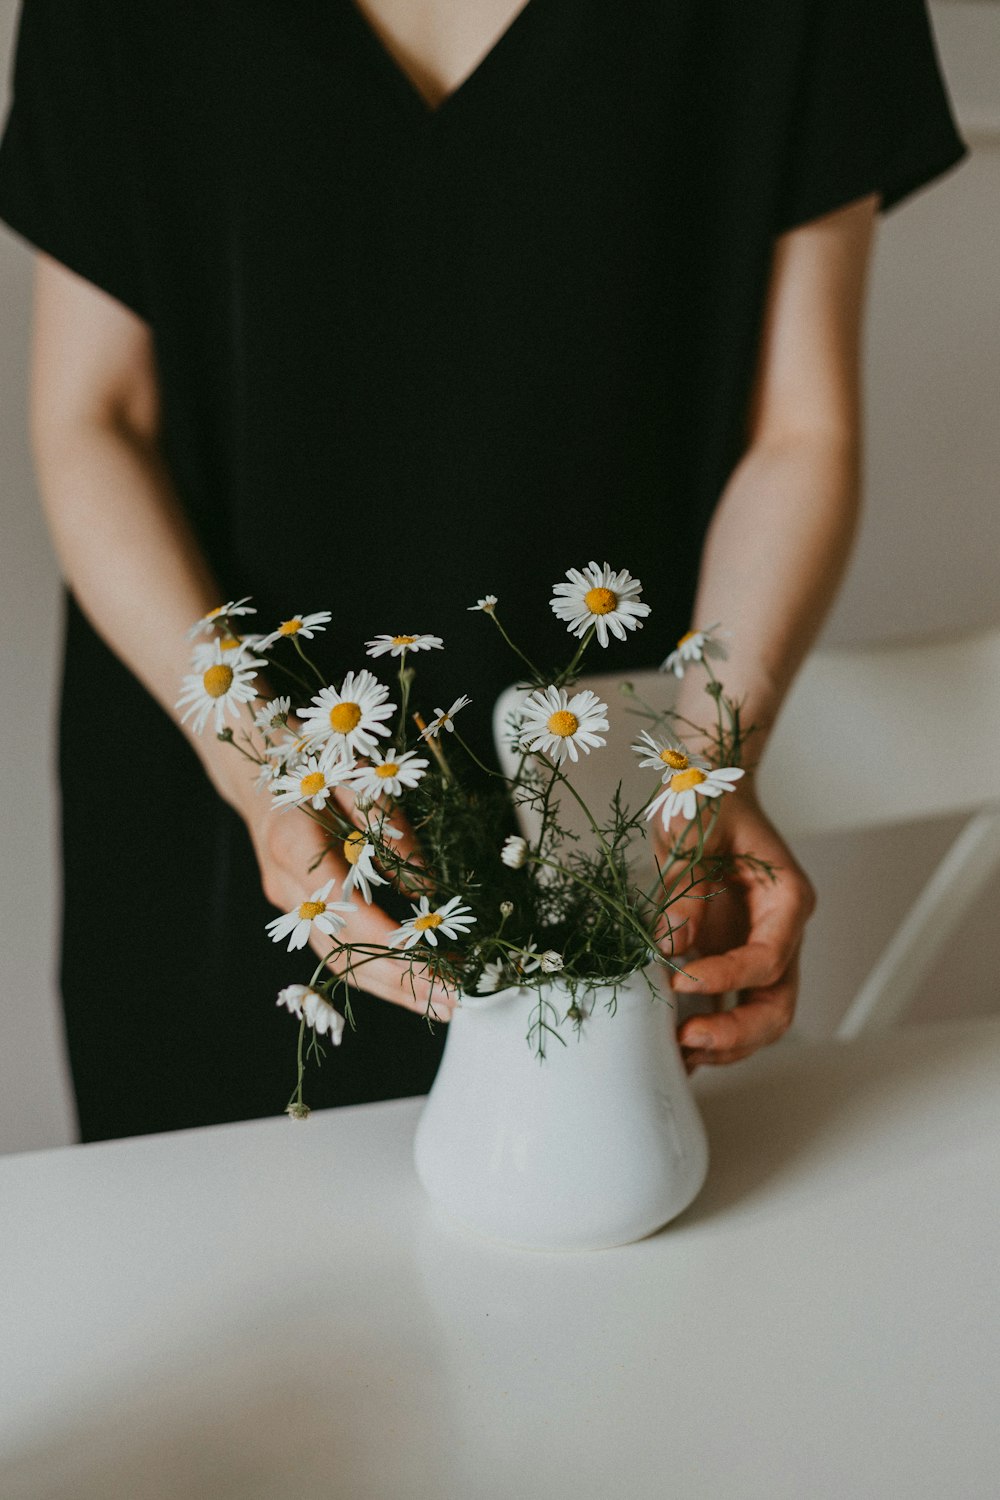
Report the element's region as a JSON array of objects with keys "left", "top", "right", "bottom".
[
  {"left": 774, "top": 0, "right": 970, "bottom": 236},
  {"left": 0, "top": 0, "right": 150, "bottom": 320}
]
